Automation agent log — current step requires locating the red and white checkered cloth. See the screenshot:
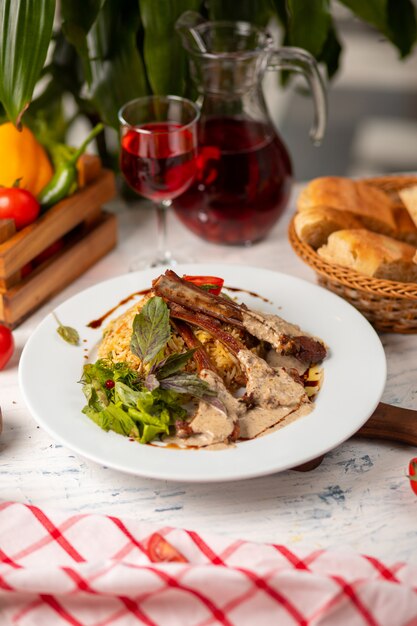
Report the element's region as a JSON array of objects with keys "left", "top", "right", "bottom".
[{"left": 1, "top": 501, "right": 417, "bottom": 626}]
